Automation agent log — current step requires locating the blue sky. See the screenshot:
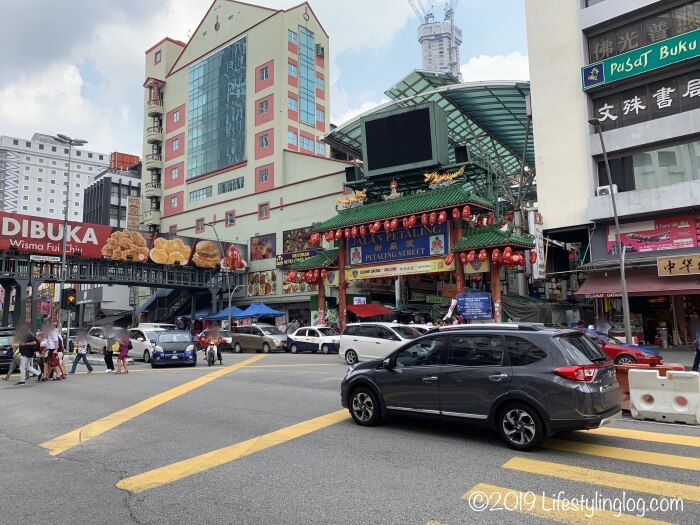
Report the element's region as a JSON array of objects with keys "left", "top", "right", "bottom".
[{"left": 0, "top": 0, "right": 529, "bottom": 155}]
